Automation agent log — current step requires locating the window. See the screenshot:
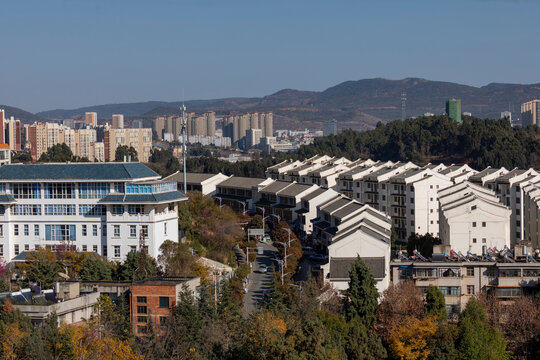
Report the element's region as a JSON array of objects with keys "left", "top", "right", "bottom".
[
  {"left": 0, "top": 245, "right": 3, "bottom": 256},
  {"left": 410, "top": 209, "right": 414, "bottom": 215},
  {"left": 137, "top": 306, "right": 147, "bottom": 314},
  {"left": 45, "top": 225, "right": 76, "bottom": 241},
  {"left": 78, "top": 183, "right": 109, "bottom": 199},
  {"left": 473, "top": 238, "right": 477, "bottom": 243},
  {"left": 142, "top": 225, "right": 148, "bottom": 237},
  {"left": 82, "top": 245, "right": 87, "bottom": 252},
  {"left": 34, "top": 225, "right": 39, "bottom": 236},
  {"left": 0, "top": 205, "right": 4, "bottom": 215},
  {"left": 499, "top": 269, "right": 520, "bottom": 277},
  {"left": 482, "top": 222, "right": 486, "bottom": 227},
  {"left": 130, "top": 245, "right": 137, "bottom": 253},
  {"left": 102, "top": 245, "right": 107, "bottom": 256},
  {"left": 523, "top": 269, "right": 540, "bottom": 277},
  {"left": 494, "top": 287, "right": 521, "bottom": 297},
  {"left": 92, "top": 225, "right": 97, "bottom": 236},
  {"left": 13, "top": 204, "right": 42, "bottom": 216},
  {"left": 472, "top": 222, "right": 476, "bottom": 227},
  {"left": 24, "top": 224, "right": 29, "bottom": 236},
  {"left": 0, "top": 225, "right": 3, "bottom": 237},
  {"left": 82, "top": 225, "right": 87, "bottom": 236},
  {"left": 44, "top": 183, "right": 74, "bottom": 199},
  {"left": 430, "top": 209, "right": 433, "bottom": 213},
  {"left": 137, "top": 325, "right": 147, "bottom": 334},
  {"left": 466, "top": 285, "right": 475, "bottom": 295},
  {"left": 114, "top": 182, "right": 125, "bottom": 193},
  {"left": 93, "top": 245, "right": 98, "bottom": 253},
  {"left": 482, "top": 238, "right": 486, "bottom": 243},
  {"left": 14, "top": 225, "right": 19, "bottom": 236},
  {"left": 112, "top": 205, "right": 124, "bottom": 215},
  {"left": 114, "top": 245, "right": 120, "bottom": 258},
  {"left": 128, "top": 205, "right": 144, "bottom": 215},
  {"left": 113, "top": 225, "right": 120, "bottom": 237},
  {"left": 14, "top": 244, "right": 19, "bottom": 256},
  {"left": 439, "top": 286, "right": 460, "bottom": 295},
  {"left": 24, "top": 244, "right": 29, "bottom": 251},
  {"left": 516, "top": 209, "right": 520, "bottom": 215},
  {"left": 79, "top": 204, "right": 106, "bottom": 216},
  {"left": 164, "top": 223, "right": 167, "bottom": 235},
  {"left": 160, "top": 316, "right": 167, "bottom": 326},
  {"left": 12, "top": 183, "right": 41, "bottom": 199},
  {"left": 102, "top": 225, "right": 107, "bottom": 236},
  {"left": 137, "top": 296, "right": 147, "bottom": 303},
  {"left": 137, "top": 316, "right": 147, "bottom": 323},
  {"left": 410, "top": 198, "right": 413, "bottom": 203},
  {"left": 439, "top": 268, "right": 460, "bottom": 277},
  {"left": 159, "top": 297, "right": 169, "bottom": 308},
  {"left": 130, "top": 225, "right": 137, "bottom": 237},
  {"left": 44, "top": 204, "right": 76, "bottom": 216},
  {"left": 466, "top": 267, "right": 474, "bottom": 276},
  {"left": 430, "top": 220, "right": 433, "bottom": 224}
]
